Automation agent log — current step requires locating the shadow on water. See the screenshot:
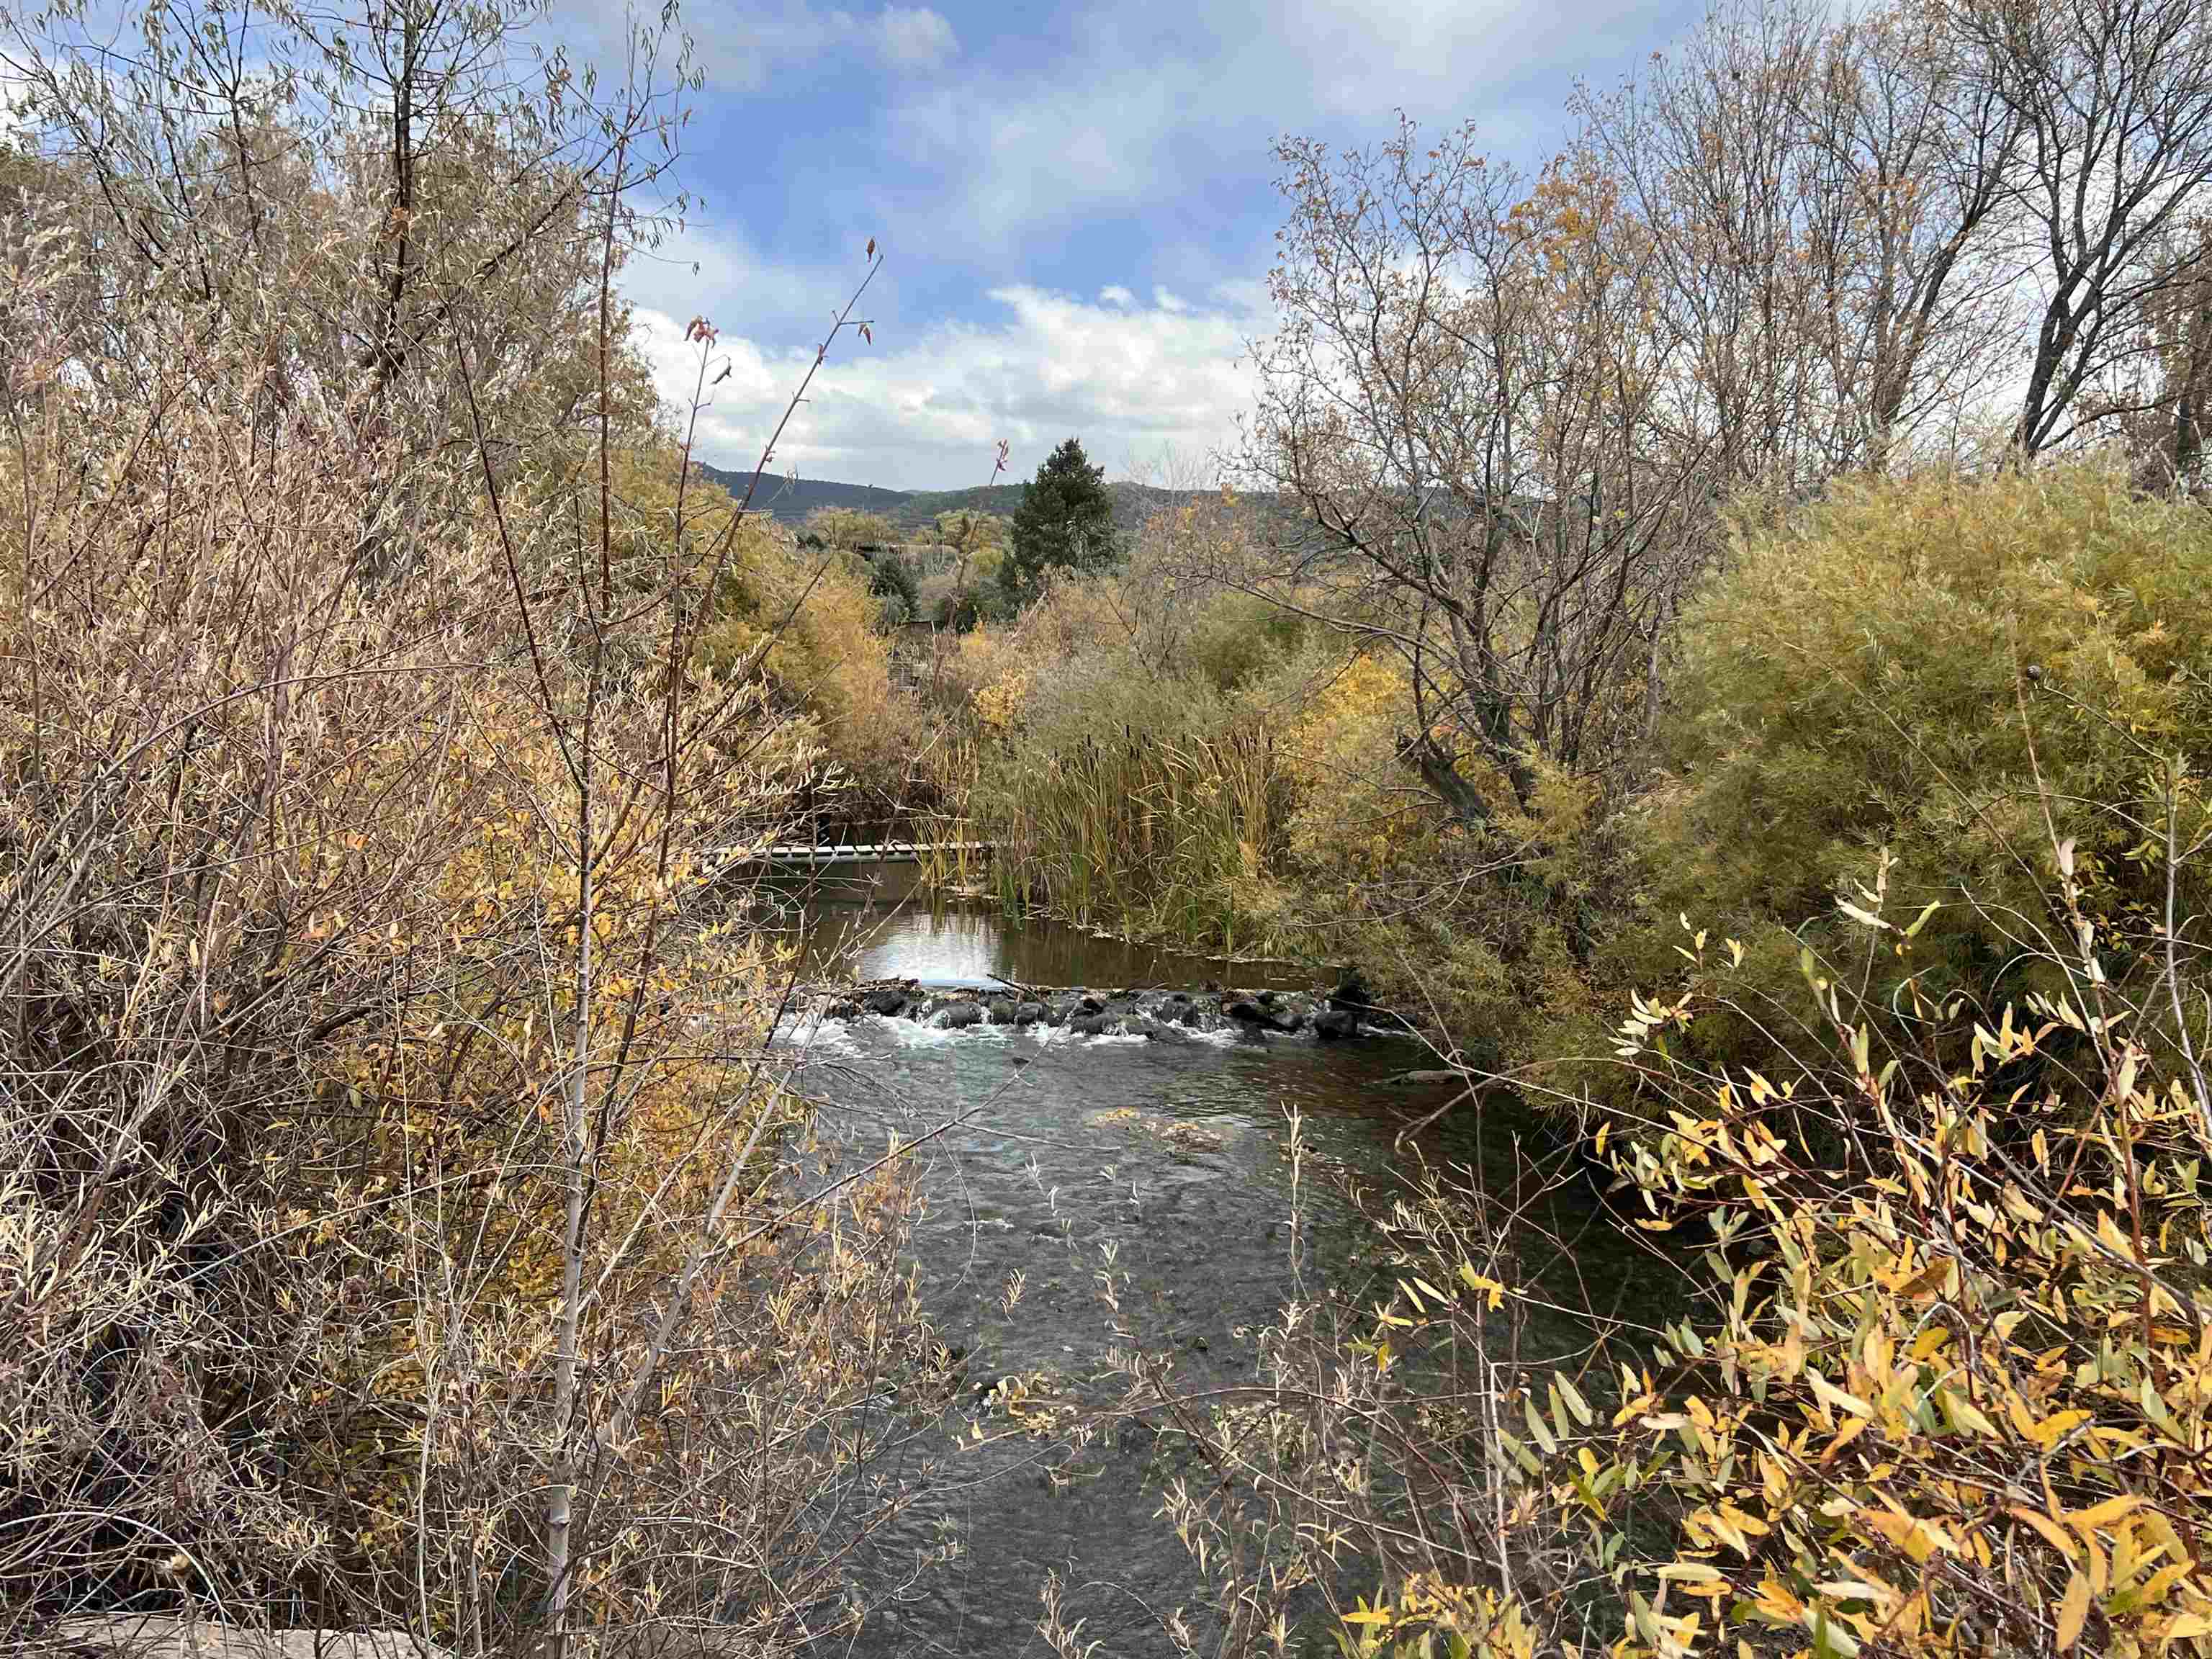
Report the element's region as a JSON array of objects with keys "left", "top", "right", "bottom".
[{"left": 767, "top": 870, "right": 1655, "bottom": 1656}]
